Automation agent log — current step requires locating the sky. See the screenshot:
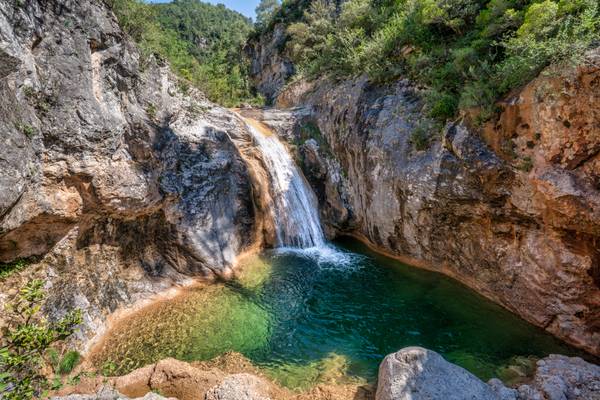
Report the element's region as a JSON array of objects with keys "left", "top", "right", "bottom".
[{"left": 148, "top": 0, "right": 261, "bottom": 19}]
